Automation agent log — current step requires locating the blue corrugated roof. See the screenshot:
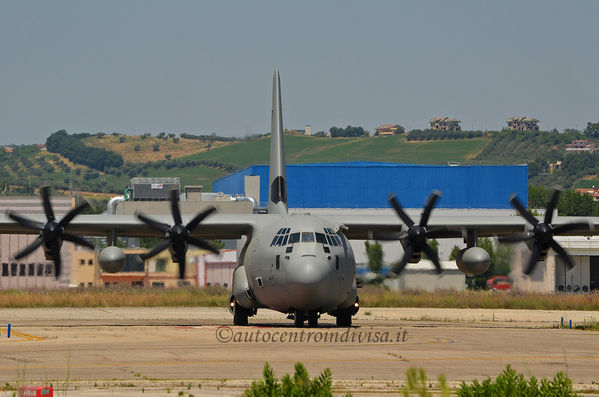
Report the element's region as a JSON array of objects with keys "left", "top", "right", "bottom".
[{"left": 213, "top": 162, "right": 528, "bottom": 209}]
